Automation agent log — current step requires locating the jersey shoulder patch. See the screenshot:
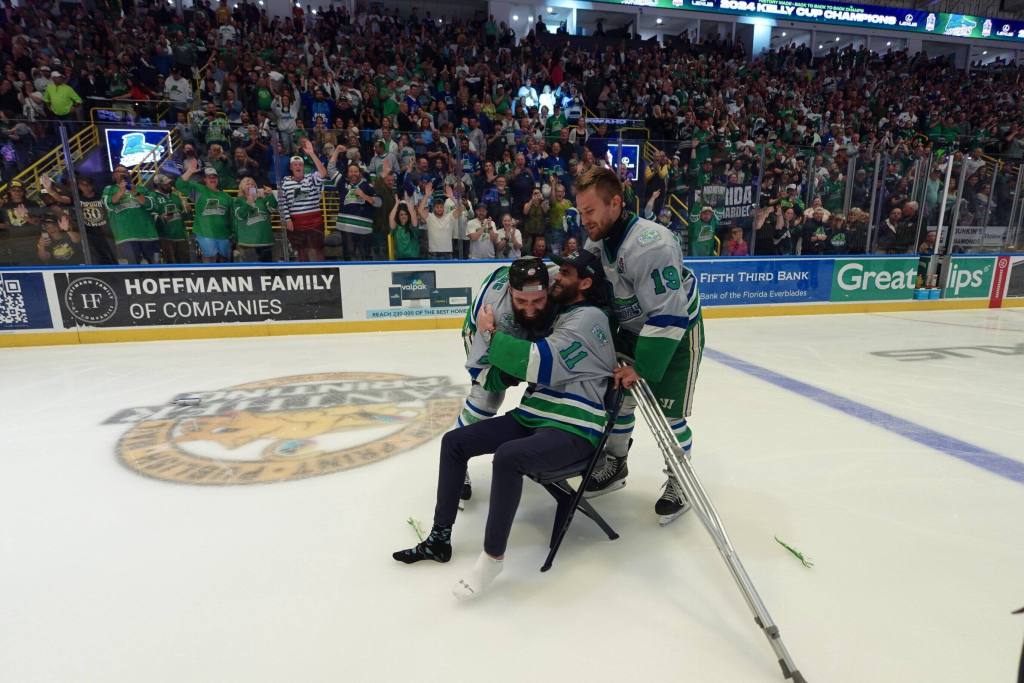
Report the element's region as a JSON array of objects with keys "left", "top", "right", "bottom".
[{"left": 636, "top": 227, "right": 662, "bottom": 247}]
